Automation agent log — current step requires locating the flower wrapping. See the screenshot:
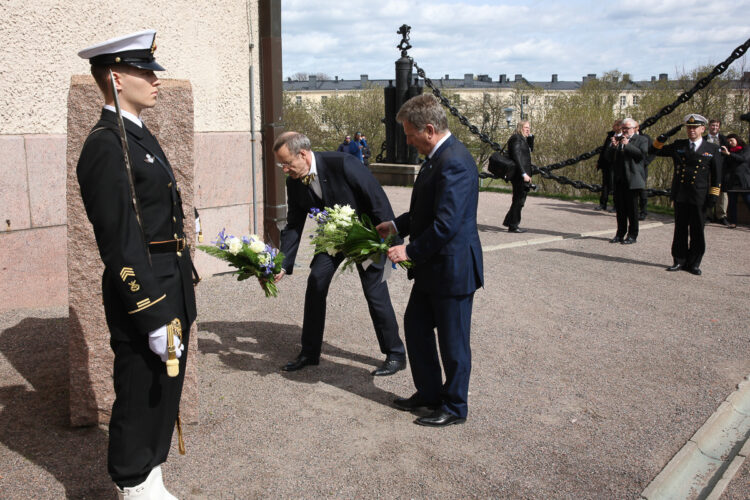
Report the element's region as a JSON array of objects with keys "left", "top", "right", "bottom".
[
  {"left": 198, "top": 229, "right": 285, "bottom": 297},
  {"left": 308, "top": 204, "right": 411, "bottom": 272}
]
